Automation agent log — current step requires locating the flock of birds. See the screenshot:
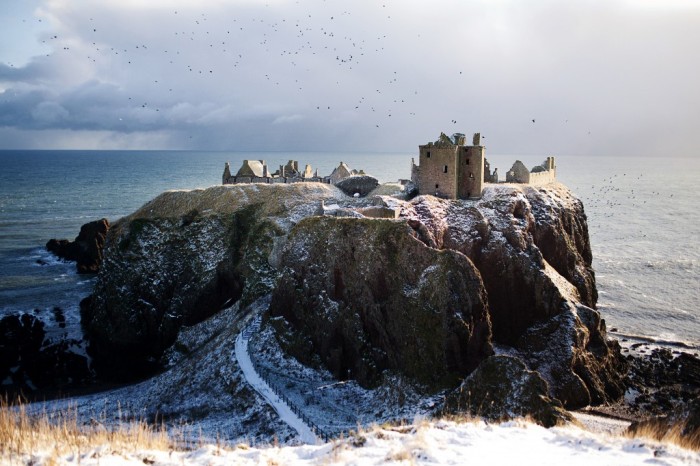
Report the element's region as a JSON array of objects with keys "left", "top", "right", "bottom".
[
  {"left": 5, "top": 2, "right": 598, "bottom": 140},
  {"left": 575, "top": 172, "right": 671, "bottom": 240},
  {"left": 10, "top": 3, "right": 429, "bottom": 131}
]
